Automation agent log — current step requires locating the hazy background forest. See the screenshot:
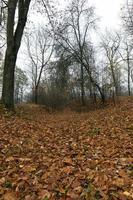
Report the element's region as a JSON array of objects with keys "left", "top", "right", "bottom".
[{"left": 0, "top": 0, "right": 133, "bottom": 110}]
